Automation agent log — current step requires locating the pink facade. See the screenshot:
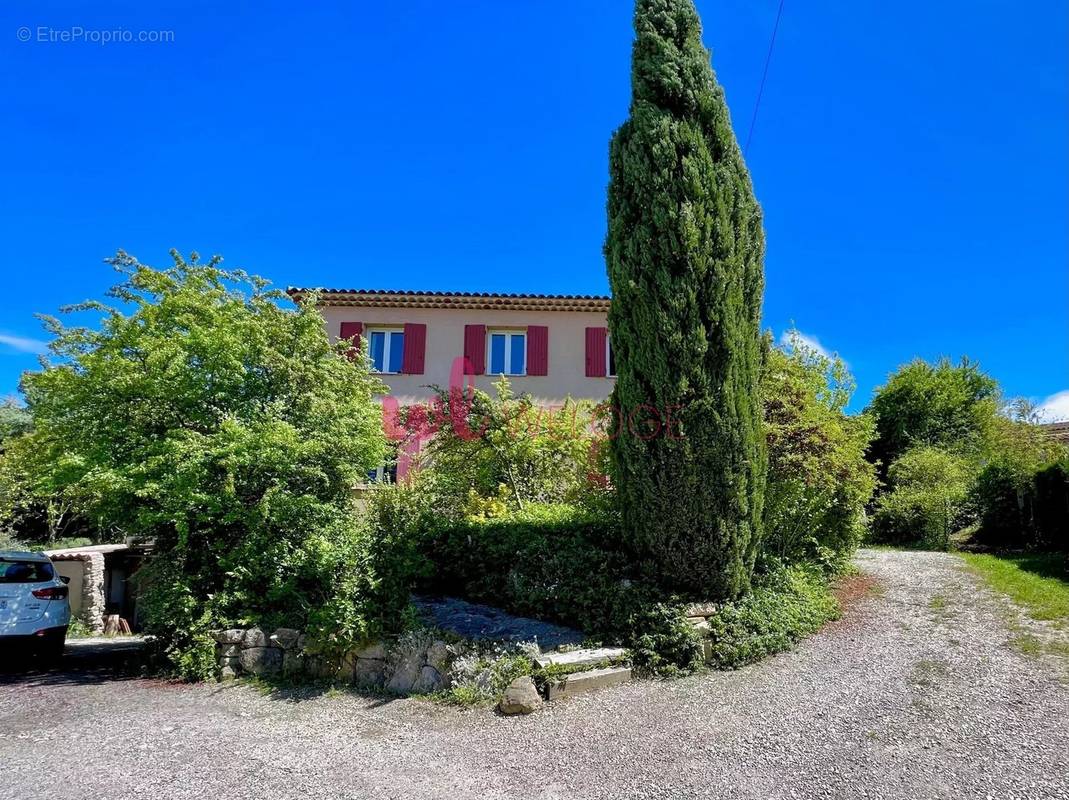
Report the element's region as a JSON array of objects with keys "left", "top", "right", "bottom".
[{"left": 293, "top": 289, "right": 617, "bottom": 407}]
